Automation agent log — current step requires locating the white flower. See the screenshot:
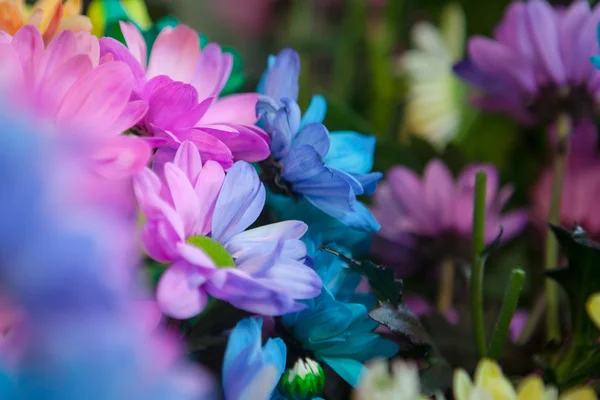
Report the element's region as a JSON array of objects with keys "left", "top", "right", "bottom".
[
  {"left": 399, "top": 3, "right": 469, "bottom": 150},
  {"left": 353, "top": 358, "right": 439, "bottom": 400}
]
